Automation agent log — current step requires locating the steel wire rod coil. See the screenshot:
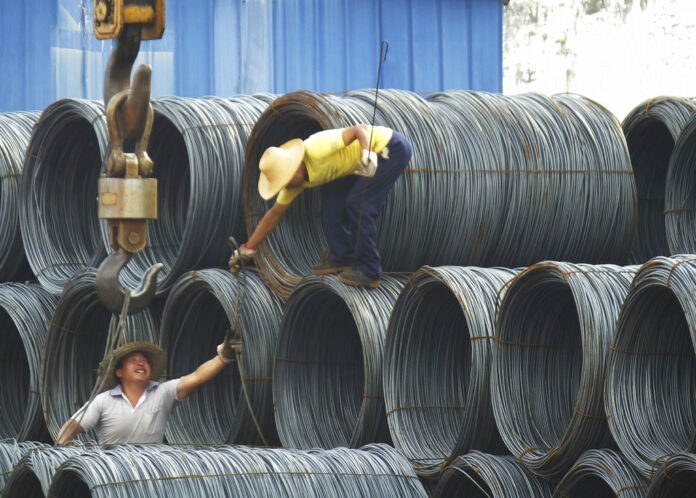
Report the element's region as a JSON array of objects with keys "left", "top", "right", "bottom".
[
  {"left": 491, "top": 262, "right": 637, "bottom": 480},
  {"left": 605, "top": 255, "right": 696, "bottom": 479},
  {"left": 622, "top": 97, "right": 696, "bottom": 263},
  {"left": 554, "top": 449, "right": 649, "bottom": 498},
  {"left": 0, "top": 112, "right": 40, "bottom": 281},
  {"left": 433, "top": 451, "right": 555, "bottom": 498},
  {"left": 40, "top": 268, "right": 159, "bottom": 442},
  {"left": 19, "top": 99, "right": 108, "bottom": 295},
  {"left": 0, "top": 284, "right": 57, "bottom": 442},
  {"left": 47, "top": 443, "right": 427, "bottom": 497},
  {"left": 382, "top": 266, "right": 517, "bottom": 479},
  {"left": 159, "top": 268, "right": 282, "bottom": 445},
  {"left": 273, "top": 274, "right": 405, "bottom": 449},
  {"left": 243, "top": 89, "right": 636, "bottom": 297},
  {"left": 0, "top": 440, "right": 48, "bottom": 493},
  {"left": 646, "top": 452, "right": 696, "bottom": 497},
  {"left": 665, "top": 114, "right": 696, "bottom": 254},
  {"left": 109, "top": 95, "right": 274, "bottom": 296}
]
